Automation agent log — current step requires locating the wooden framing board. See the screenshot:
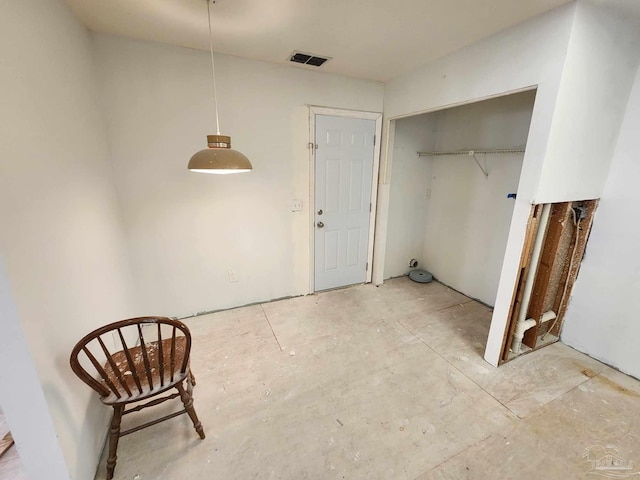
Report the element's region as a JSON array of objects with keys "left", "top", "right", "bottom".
[
  {"left": 500, "top": 204, "right": 543, "bottom": 363},
  {"left": 548, "top": 199, "right": 599, "bottom": 336},
  {"left": 0, "top": 431, "right": 14, "bottom": 459},
  {"left": 523, "top": 202, "right": 572, "bottom": 348}
]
